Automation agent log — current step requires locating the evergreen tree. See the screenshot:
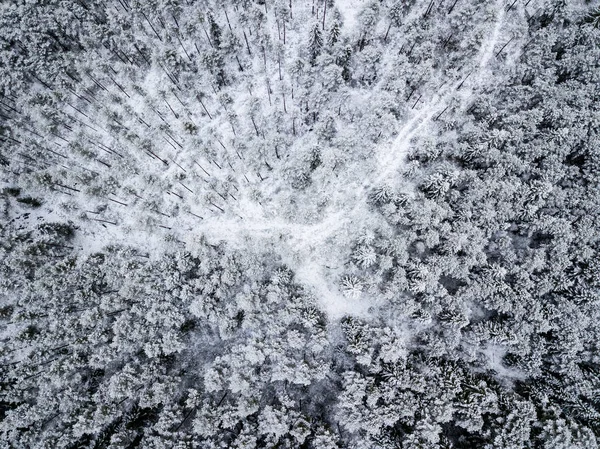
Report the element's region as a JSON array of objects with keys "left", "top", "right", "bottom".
[{"left": 308, "top": 22, "right": 323, "bottom": 63}]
